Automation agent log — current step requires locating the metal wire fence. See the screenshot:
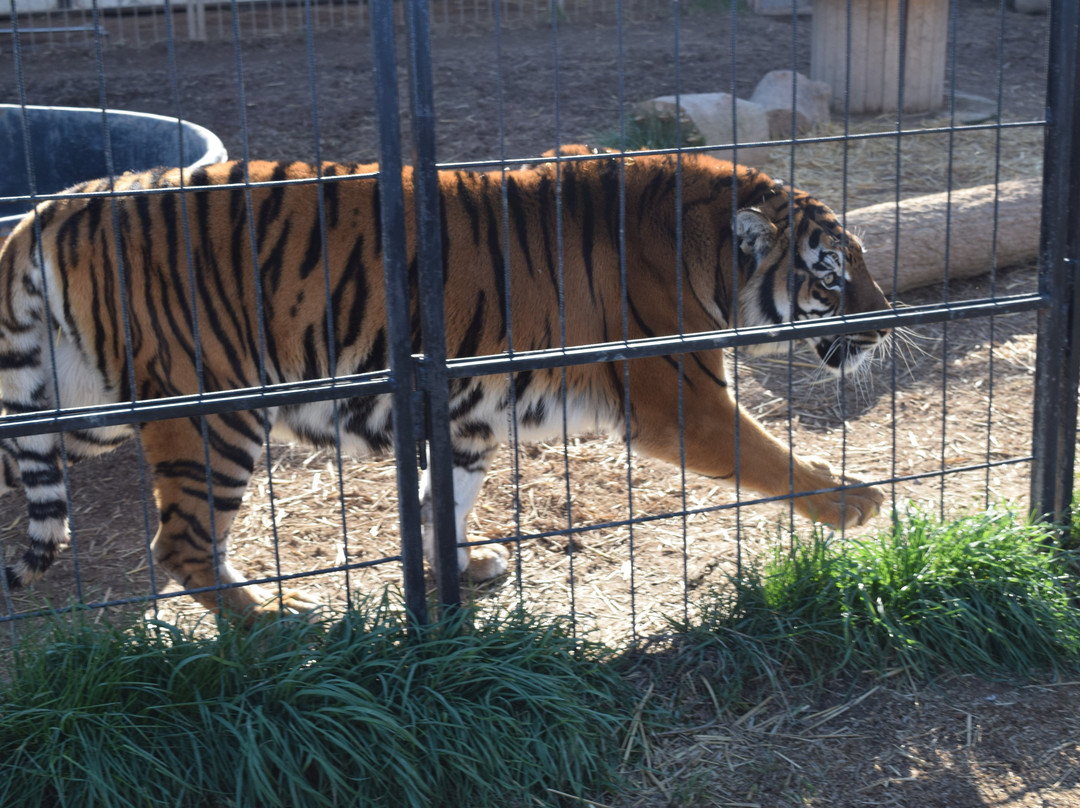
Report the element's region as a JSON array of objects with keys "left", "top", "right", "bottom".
[
  {"left": 1, "top": 0, "right": 646, "bottom": 48},
  {"left": 0, "top": 0, "right": 1073, "bottom": 648}
]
